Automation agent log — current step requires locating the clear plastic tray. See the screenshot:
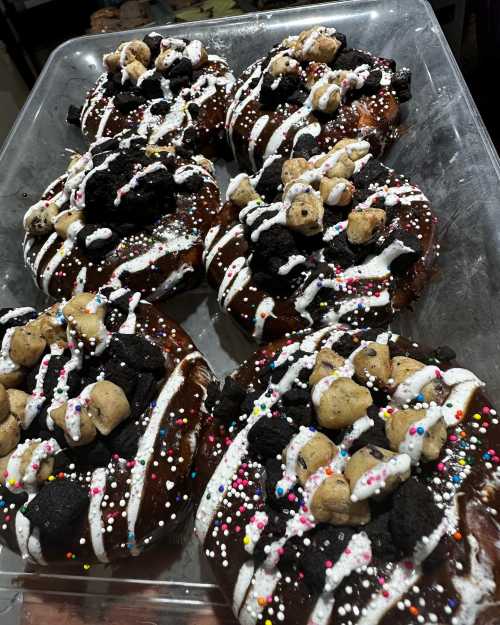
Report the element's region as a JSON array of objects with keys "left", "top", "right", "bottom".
[{"left": 1, "top": 0, "right": 500, "bottom": 622}]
